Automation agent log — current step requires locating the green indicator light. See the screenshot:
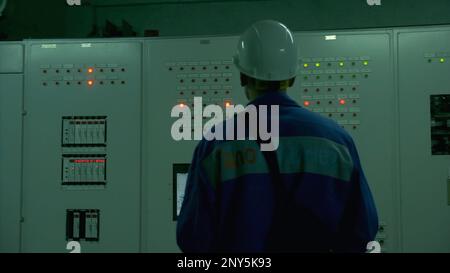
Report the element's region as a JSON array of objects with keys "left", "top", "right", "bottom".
[
  {"left": 315, "top": 63, "right": 321, "bottom": 67},
  {"left": 363, "top": 61, "right": 369, "bottom": 66},
  {"left": 440, "top": 58, "right": 445, "bottom": 63},
  {"left": 339, "top": 62, "right": 344, "bottom": 67},
  {"left": 303, "top": 63, "right": 309, "bottom": 68}
]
